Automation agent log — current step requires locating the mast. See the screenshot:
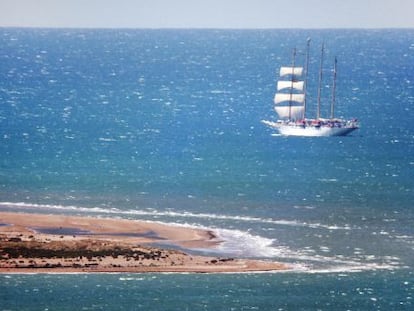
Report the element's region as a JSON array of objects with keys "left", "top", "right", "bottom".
[
  {"left": 330, "top": 57, "right": 337, "bottom": 119},
  {"left": 303, "top": 38, "right": 311, "bottom": 120},
  {"left": 289, "top": 47, "right": 297, "bottom": 120},
  {"left": 316, "top": 43, "right": 325, "bottom": 120}
]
